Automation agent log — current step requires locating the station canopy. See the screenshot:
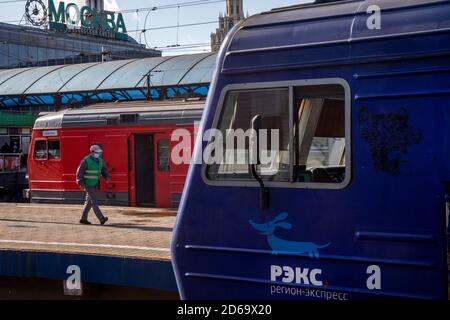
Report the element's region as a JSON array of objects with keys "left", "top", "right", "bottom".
[{"left": 0, "top": 53, "right": 217, "bottom": 109}]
